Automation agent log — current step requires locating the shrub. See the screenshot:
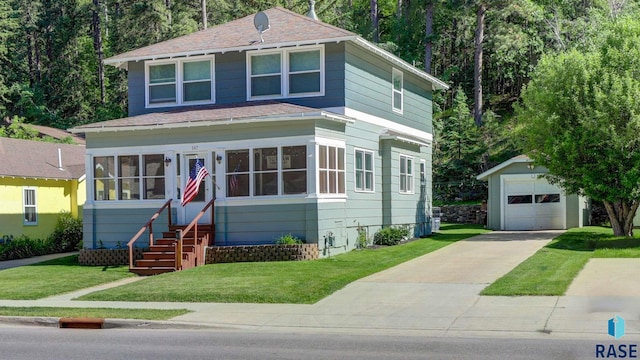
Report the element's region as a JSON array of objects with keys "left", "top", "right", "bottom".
[
  {"left": 0, "top": 235, "right": 49, "bottom": 261},
  {"left": 48, "top": 212, "right": 83, "bottom": 253},
  {"left": 373, "top": 226, "right": 409, "bottom": 246},
  {"left": 356, "top": 226, "right": 370, "bottom": 249},
  {"left": 275, "top": 233, "right": 303, "bottom": 245}
]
